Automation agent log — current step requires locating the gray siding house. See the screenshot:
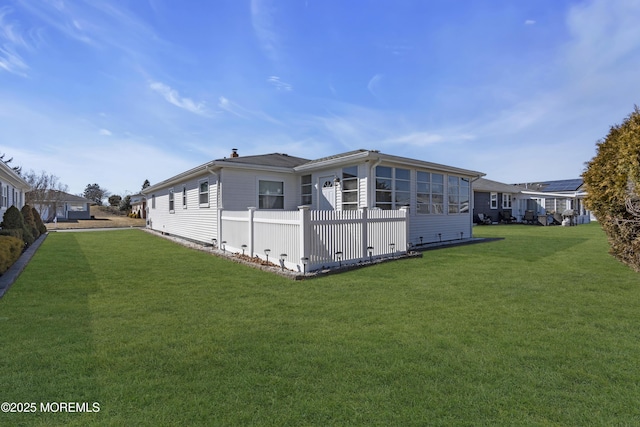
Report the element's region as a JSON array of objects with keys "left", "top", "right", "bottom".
[{"left": 142, "top": 149, "right": 484, "bottom": 272}]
